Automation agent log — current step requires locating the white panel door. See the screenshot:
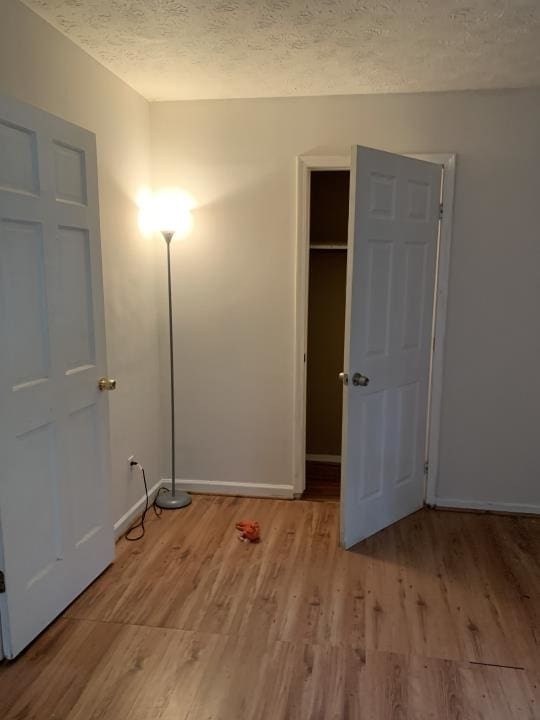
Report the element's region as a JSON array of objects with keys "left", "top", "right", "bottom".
[
  {"left": 341, "top": 146, "right": 441, "bottom": 549},
  {"left": 0, "top": 94, "right": 113, "bottom": 658}
]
